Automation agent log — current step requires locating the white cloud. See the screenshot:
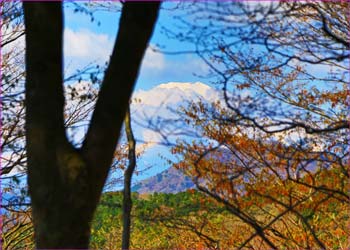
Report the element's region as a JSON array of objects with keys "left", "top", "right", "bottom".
[
  {"left": 141, "top": 47, "right": 165, "bottom": 70},
  {"left": 63, "top": 31, "right": 166, "bottom": 76},
  {"left": 1, "top": 25, "right": 25, "bottom": 54},
  {"left": 141, "top": 130, "right": 163, "bottom": 148},
  {"left": 273, "top": 128, "right": 326, "bottom": 152},
  {"left": 64, "top": 28, "right": 113, "bottom": 62},
  {"left": 1, "top": 151, "right": 25, "bottom": 177},
  {"left": 245, "top": 1, "right": 274, "bottom": 8},
  {"left": 135, "top": 142, "right": 154, "bottom": 156}
]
